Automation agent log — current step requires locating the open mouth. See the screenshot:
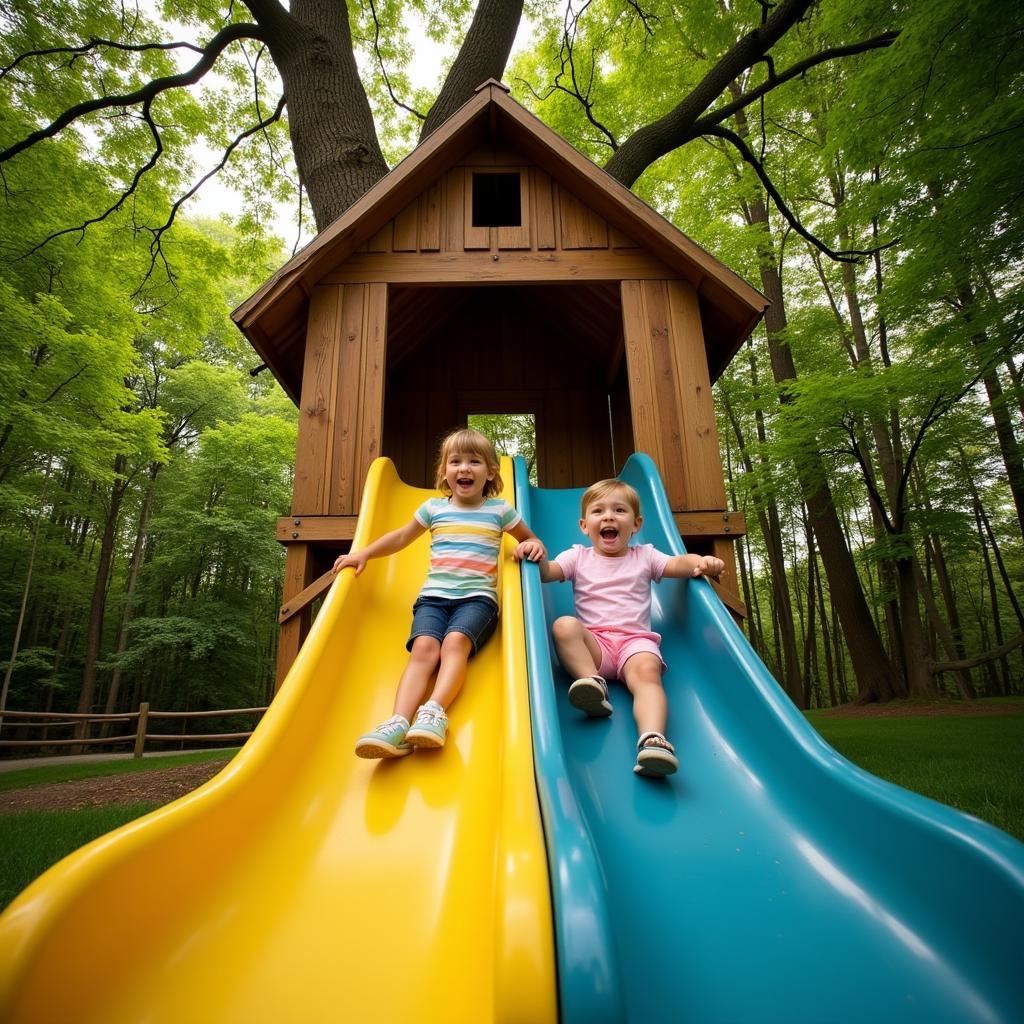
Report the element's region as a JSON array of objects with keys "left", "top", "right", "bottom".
[
  {"left": 600, "top": 528, "right": 619, "bottom": 541},
  {"left": 457, "top": 477, "right": 474, "bottom": 487}
]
